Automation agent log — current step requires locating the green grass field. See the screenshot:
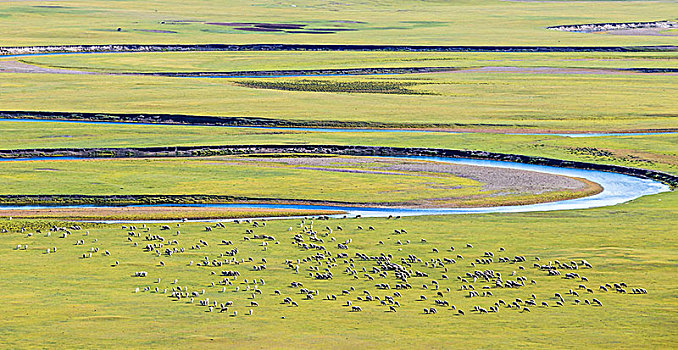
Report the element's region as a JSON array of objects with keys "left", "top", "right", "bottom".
[
  {"left": 13, "top": 51, "right": 678, "bottom": 73},
  {"left": 0, "top": 0, "right": 676, "bottom": 347},
  {"left": 2, "top": 26, "right": 676, "bottom": 132},
  {"left": 0, "top": 207, "right": 343, "bottom": 221},
  {"left": 1, "top": 0, "right": 676, "bottom": 47},
  {"left": 0, "top": 155, "right": 601, "bottom": 207},
  {"left": 0, "top": 190, "right": 675, "bottom": 348},
  {"left": 1, "top": 121, "right": 676, "bottom": 174},
  {"left": 1, "top": 71, "right": 676, "bottom": 131}
]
